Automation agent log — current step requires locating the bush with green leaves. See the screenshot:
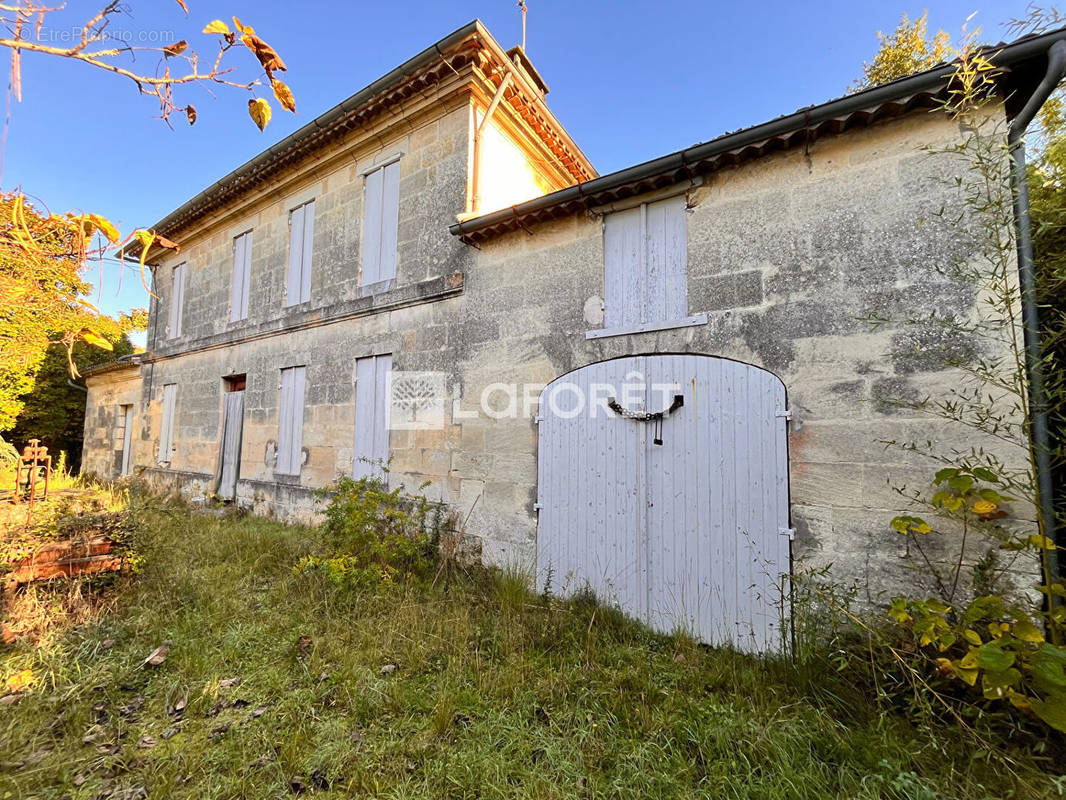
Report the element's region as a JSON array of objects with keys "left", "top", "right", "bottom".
[
  {"left": 296, "top": 475, "right": 446, "bottom": 589},
  {"left": 887, "top": 465, "right": 1066, "bottom": 733}
]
